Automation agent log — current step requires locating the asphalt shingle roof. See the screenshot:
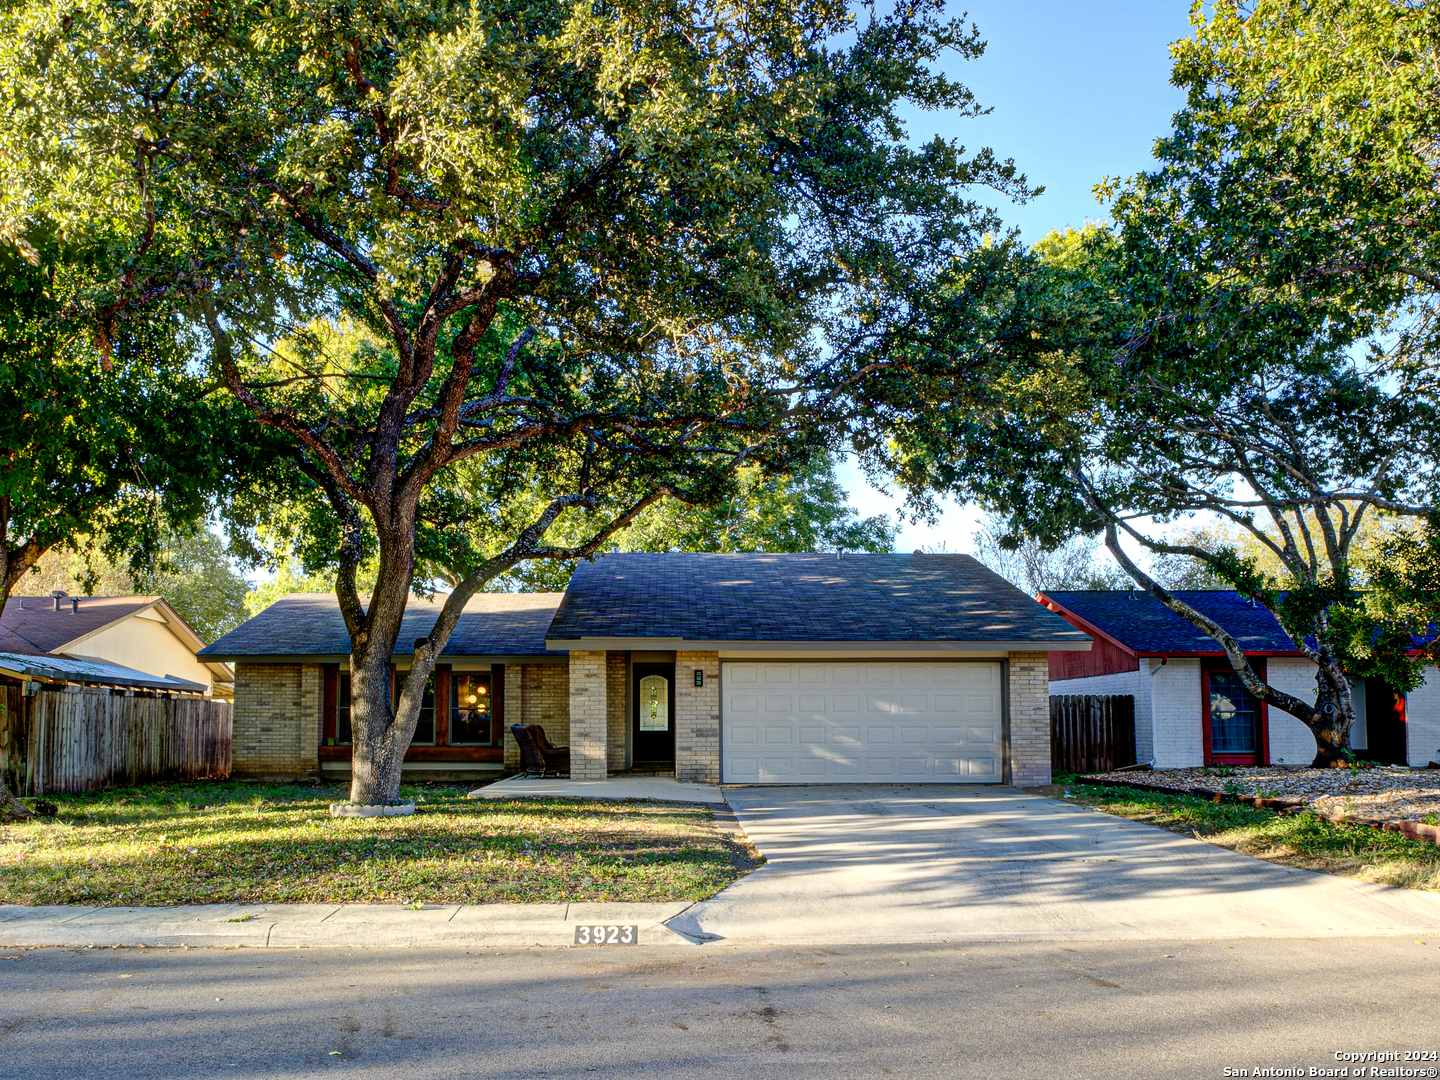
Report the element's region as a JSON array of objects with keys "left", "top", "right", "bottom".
[
  {"left": 198, "top": 592, "right": 566, "bottom": 660},
  {"left": 0, "top": 651, "right": 208, "bottom": 693},
  {"left": 0, "top": 596, "right": 162, "bottom": 656},
  {"left": 1042, "top": 590, "right": 1300, "bottom": 655},
  {"left": 547, "top": 553, "right": 1090, "bottom": 645}
]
